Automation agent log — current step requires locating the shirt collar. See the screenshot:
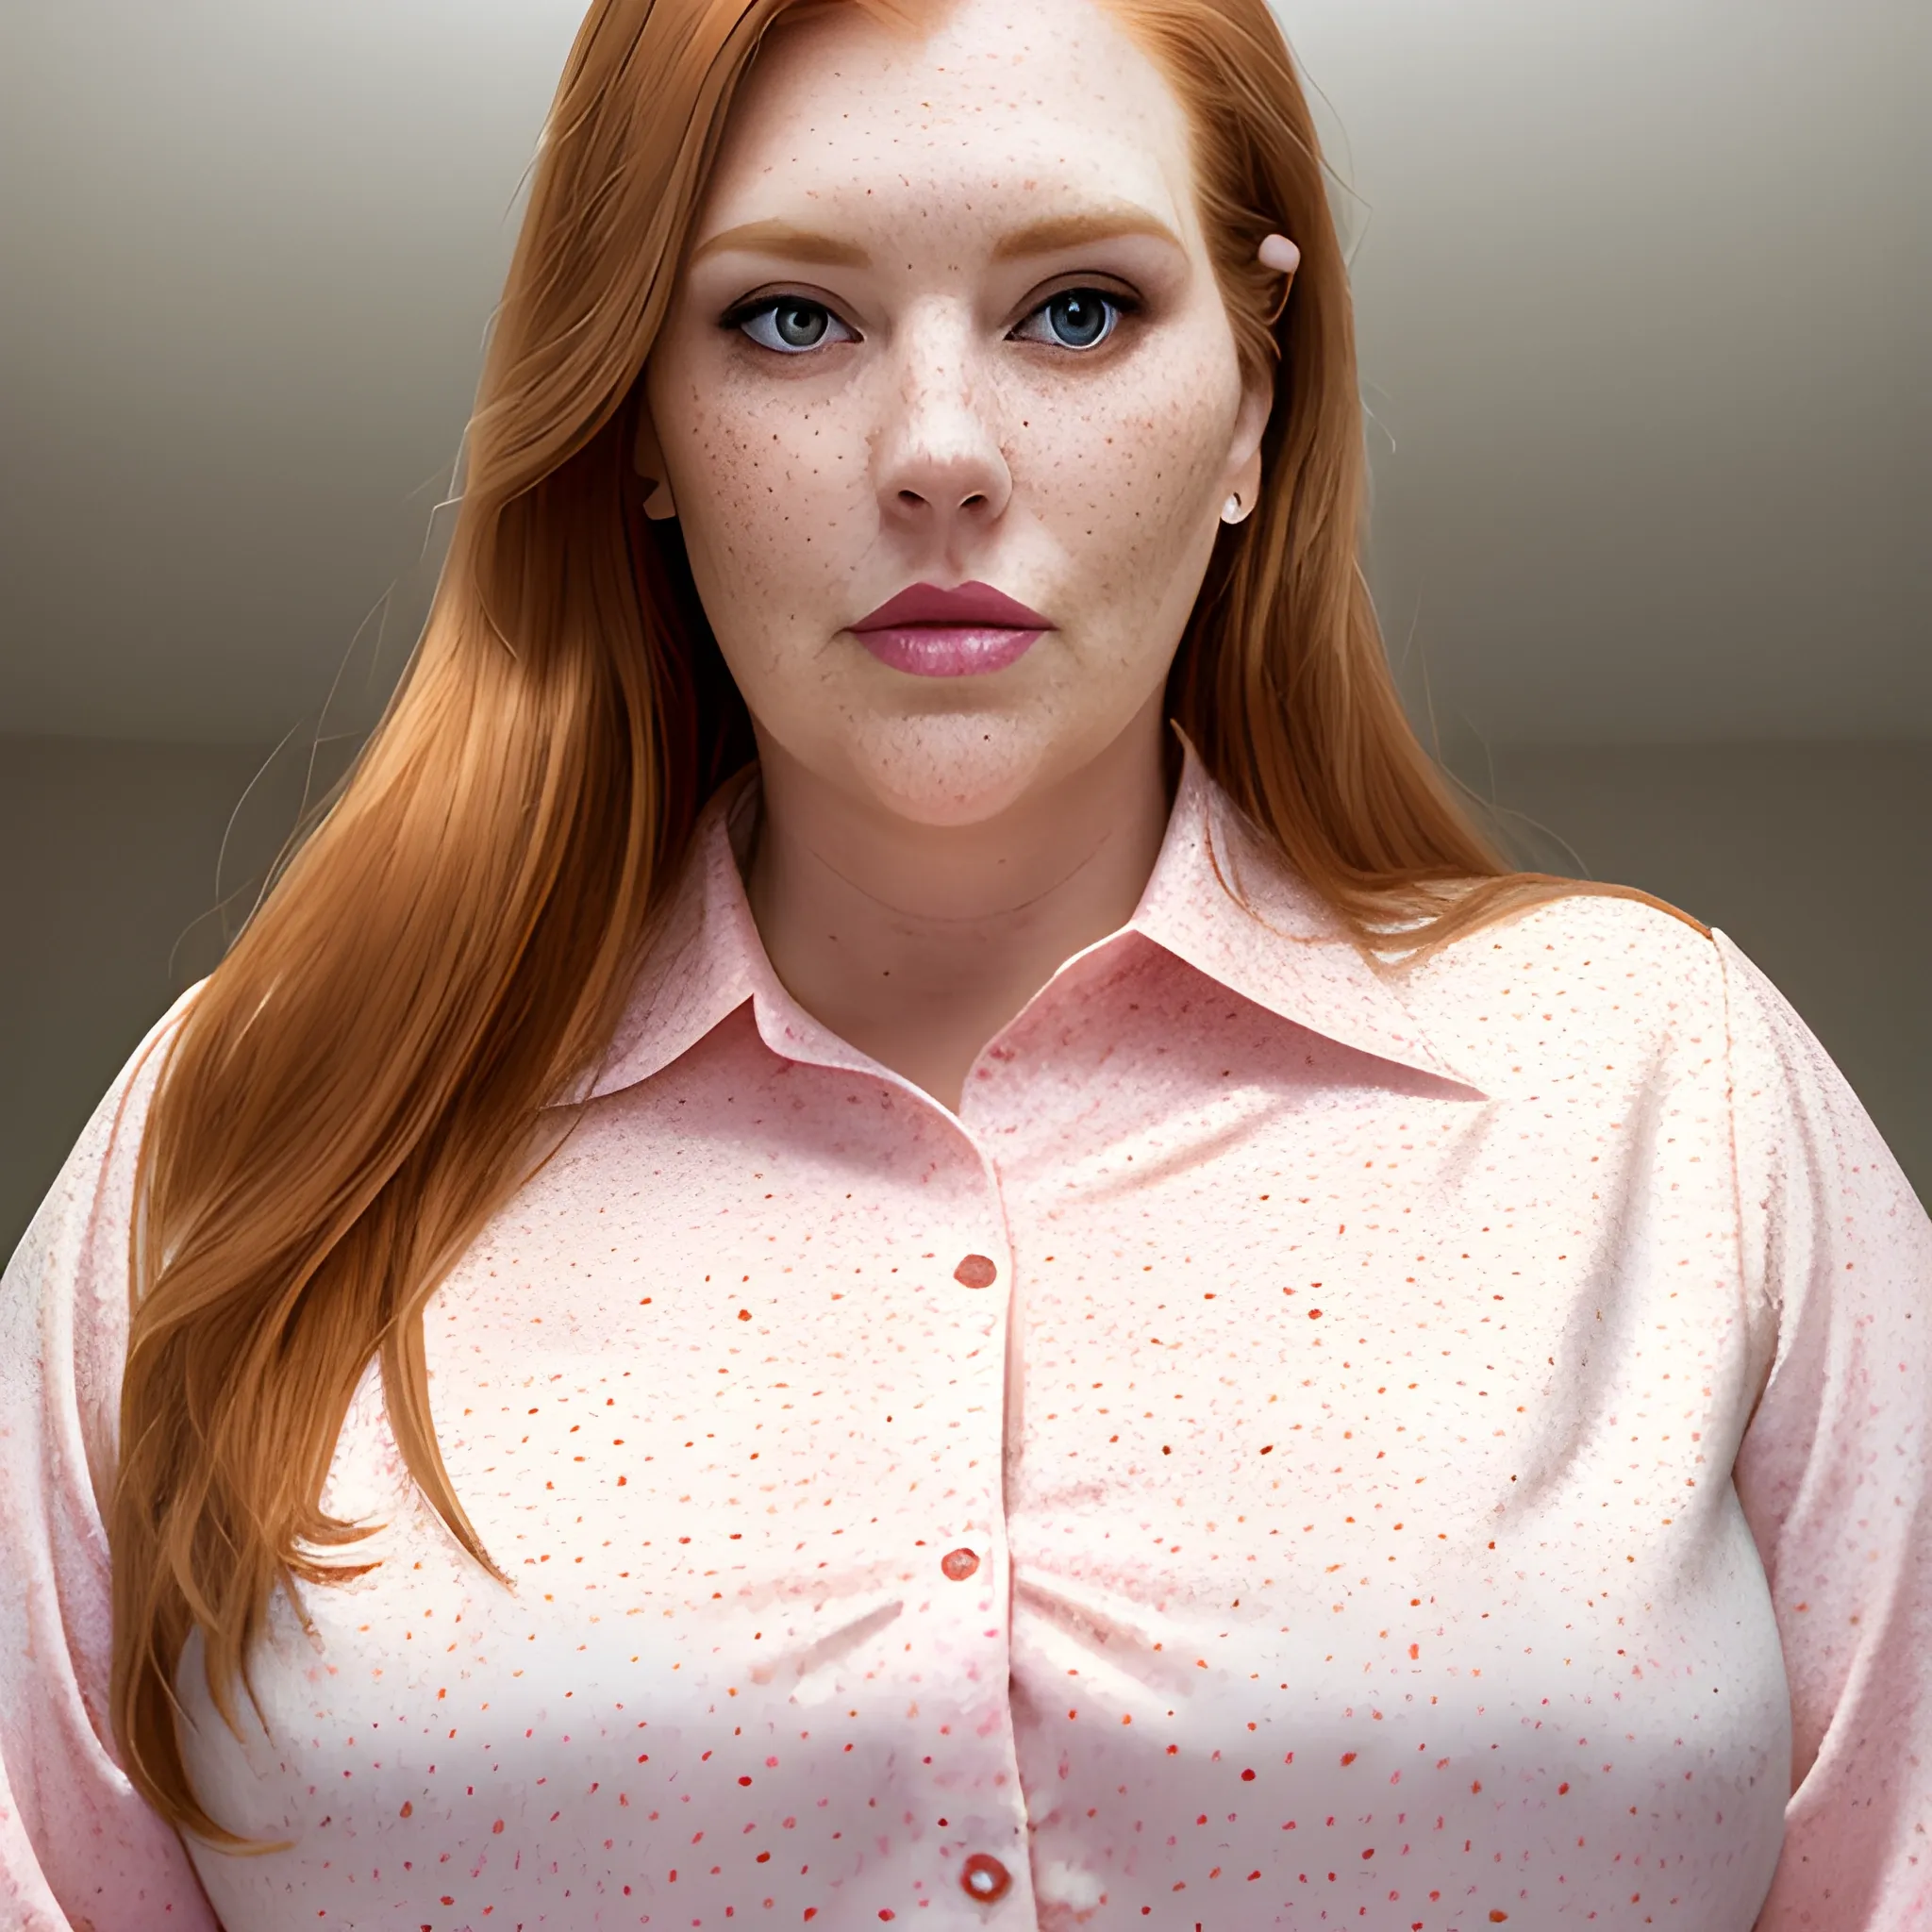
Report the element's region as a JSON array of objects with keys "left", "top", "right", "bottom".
[{"left": 568, "top": 736, "right": 1484, "bottom": 1107}]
